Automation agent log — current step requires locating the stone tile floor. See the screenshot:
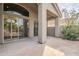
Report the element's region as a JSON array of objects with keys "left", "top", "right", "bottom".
[{"left": 0, "top": 37, "right": 79, "bottom": 56}]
